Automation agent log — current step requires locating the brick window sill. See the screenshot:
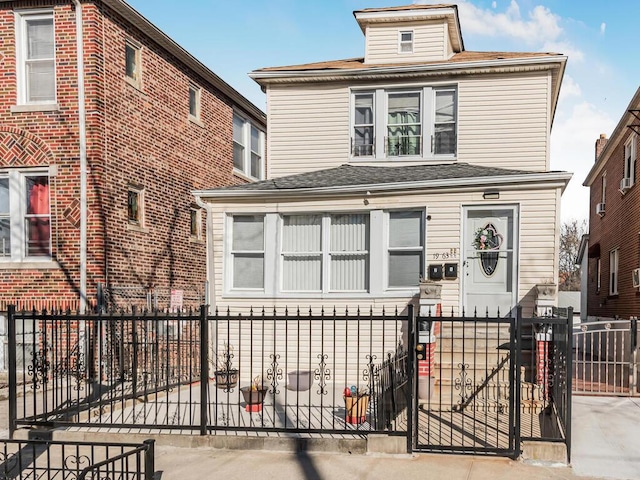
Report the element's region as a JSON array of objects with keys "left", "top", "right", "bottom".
[{"left": 127, "top": 223, "right": 148, "bottom": 234}]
